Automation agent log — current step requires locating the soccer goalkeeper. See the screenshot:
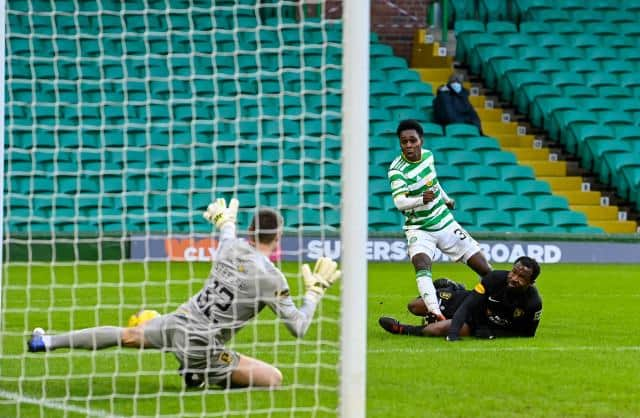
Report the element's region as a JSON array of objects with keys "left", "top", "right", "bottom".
[{"left": 28, "top": 198, "right": 341, "bottom": 389}]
